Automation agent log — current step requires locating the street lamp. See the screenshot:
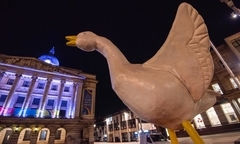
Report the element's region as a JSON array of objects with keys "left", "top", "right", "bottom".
[{"left": 220, "top": 0, "right": 240, "bottom": 18}]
